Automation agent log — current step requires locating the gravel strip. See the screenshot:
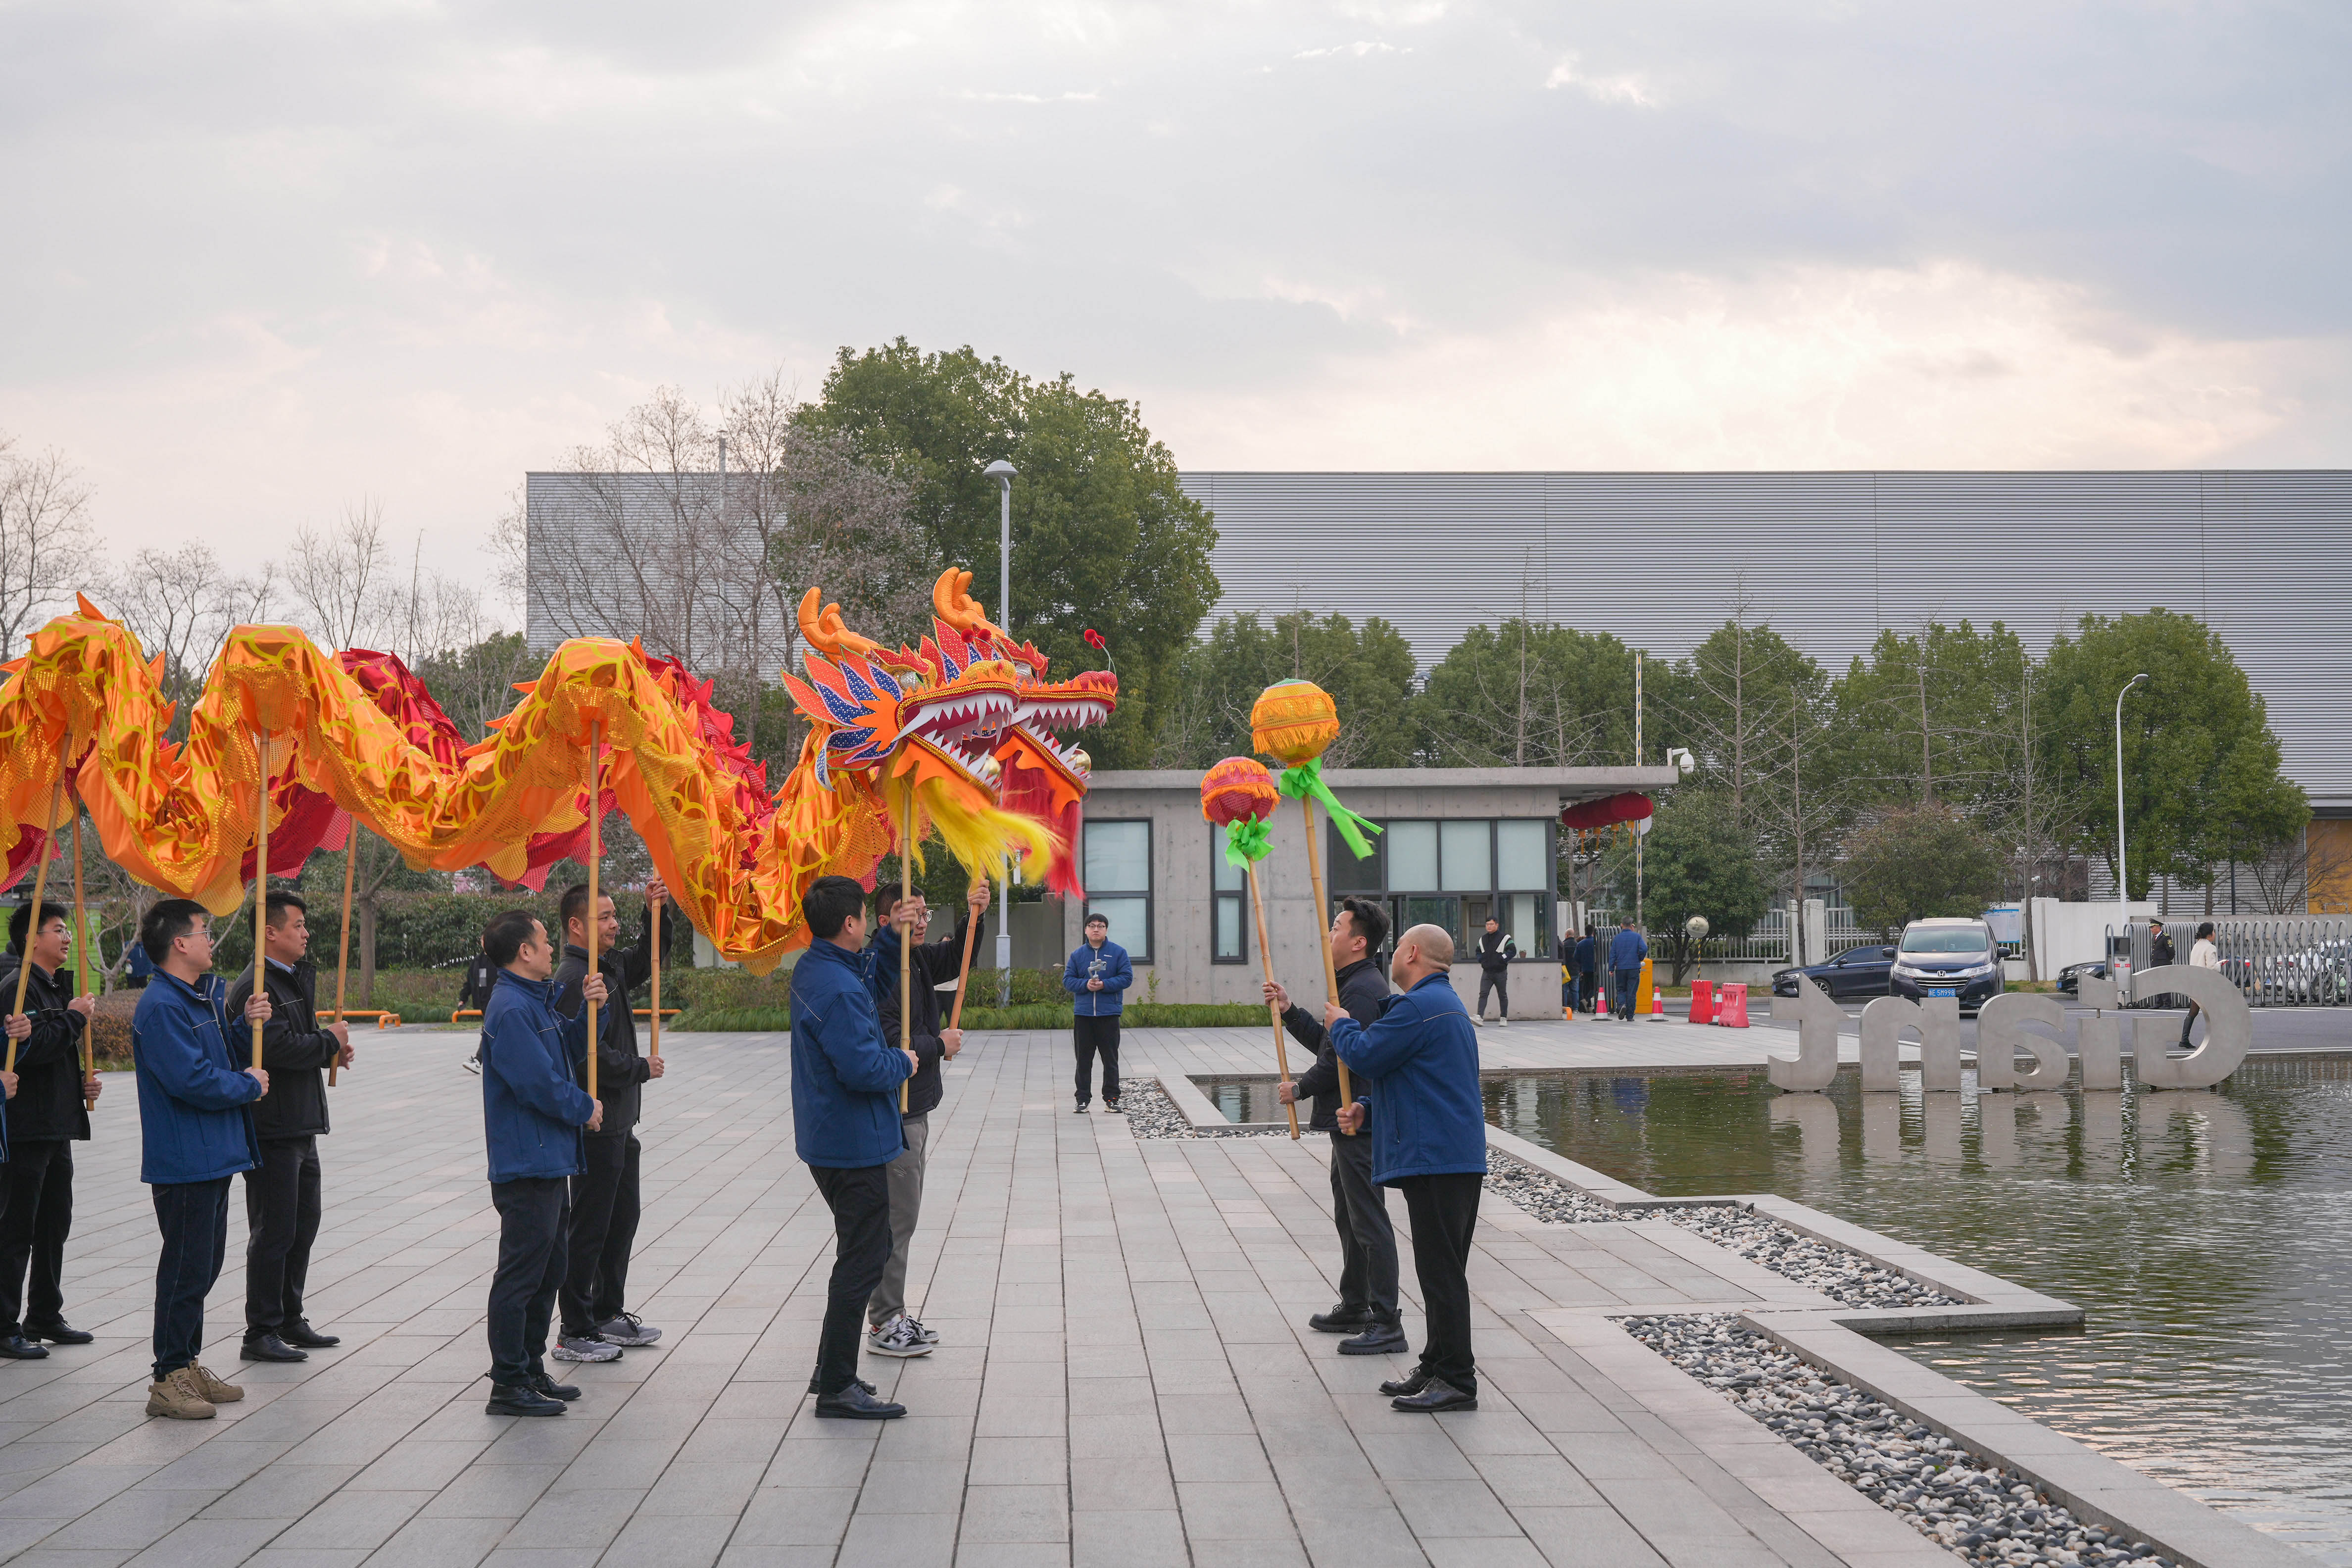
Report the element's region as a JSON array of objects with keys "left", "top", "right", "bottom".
[
  {"left": 1121, "top": 1080, "right": 1289, "bottom": 1139},
  {"left": 1624, "top": 1315, "right": 2179, "bottom": 1567},
  {"left": 1484, "top": 1150, "right": 1627, "bottom": 1223}
]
